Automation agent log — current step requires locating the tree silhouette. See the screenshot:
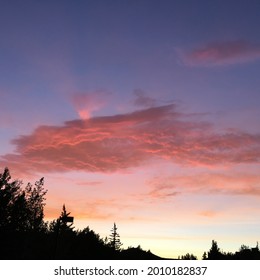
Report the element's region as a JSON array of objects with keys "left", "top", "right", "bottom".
[
  {"left": 25, "top": 177, "right": 47, "bottom": 232},
  {"left": 109, "top": 223, "right": 122, "bottom": 251},
  {"left": 2, "top": 167, "right": 260, "bottom": 260},
  {"left": 180, "top": 253, "right": 197, "bottom": 260},
  {"left": 0, "top": 167, "right": 48, "bottom": 258},
  {"left": 206, "top": 240, "right": 224, "bottom": 259},
  {"left": 234, "top": 242, "right": 260, "bottom": 260},
  {"left": 48, "top": 204, "right": 74, "bottom": 233},
  {"left": 59, "top": 204, "right": 74, "bottom": 232},
  {"left": 51, "top": 204, "right": 75, "bottom": 259},
  {"left": 0, "top": 167, "right": 47, "bottom": 232},
  {"left": 0, "top": 167, "right": 22, "bottom": 231}
]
